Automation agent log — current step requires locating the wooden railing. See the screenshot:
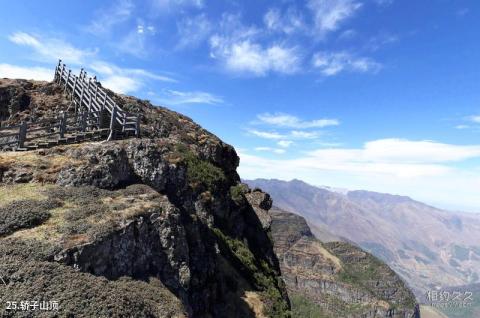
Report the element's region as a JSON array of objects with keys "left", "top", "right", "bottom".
[
  {"left": 0, "top": 110, "right": 105, "bottom": 149},
  {"left": 54, "top": 60, "right": 140, "bottom": 139},
  {"left": 0, "top": 60, "right": 141, "bottom": 151}
]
